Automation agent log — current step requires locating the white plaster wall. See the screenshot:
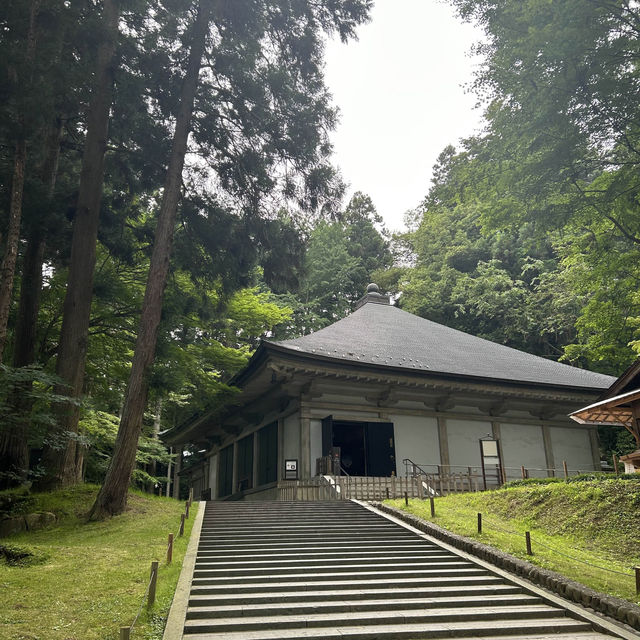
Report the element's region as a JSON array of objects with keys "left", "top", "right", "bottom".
[
  {"left": 310, "top": 419, "right": 322, "bottom": 474},
  {"left": 283, "top": 411, "right": 300, "bottom": 463},
  {"left": 208, "top": 453, "right": 218, "bottom": 497},
  {"left": 499, "top": 423, "right": 547, "bottom": 478},
  {"left": 389, "top": 415, "right": 440, "bottom": 476},
  {"left": 447, "top": 419, "right": 493, "bottom": 469},
  {"left": 549, "top": 426, "right": 595, "bottom": 472}
]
